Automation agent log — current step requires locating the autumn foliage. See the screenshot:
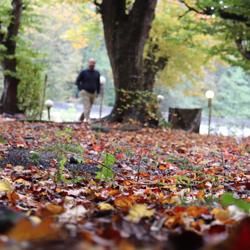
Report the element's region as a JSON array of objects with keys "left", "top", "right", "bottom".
[{"left": 0, "top": 120, "right": 249, "bottom": 249}]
